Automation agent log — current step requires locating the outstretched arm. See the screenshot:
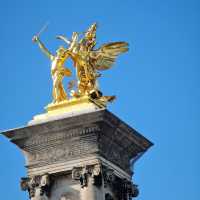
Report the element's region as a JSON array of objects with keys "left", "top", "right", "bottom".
[{"left": 32, "top": 36, "right": 54, "bottom": 60}]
